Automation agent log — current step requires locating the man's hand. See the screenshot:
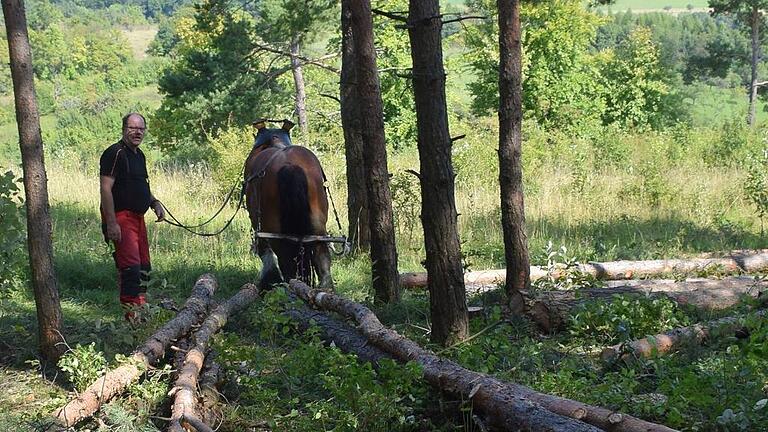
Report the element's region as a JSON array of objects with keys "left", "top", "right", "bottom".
[
  {"left": 106, "top": 221, "right": 122, "bottom": 243},
  {"left": 152, "top": 200, "right": 166, "bottom": 222}
]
